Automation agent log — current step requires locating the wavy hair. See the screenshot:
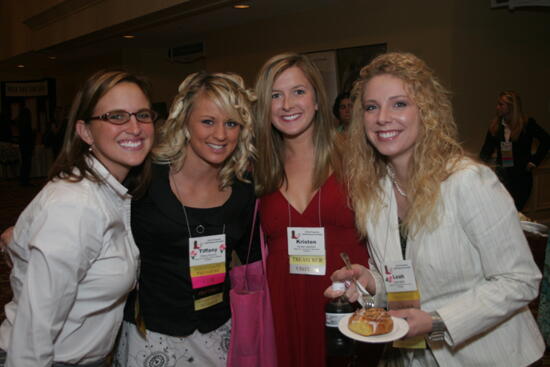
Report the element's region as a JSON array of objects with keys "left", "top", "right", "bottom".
[
  {"left": 253, "top": 52, "right": 341, "bottom": 196},
  {"left": 49, "top": 69, "right": 153, "bottom": 197},
  {"left": 153, "top": 71, "right": 256, "bottom": 189},
  {"left": 489, "top": 90, "right": 526, "bottom": 140},
  {"left": 346, "top": 52, "right": 464, "bottom": 236}
]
